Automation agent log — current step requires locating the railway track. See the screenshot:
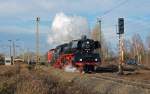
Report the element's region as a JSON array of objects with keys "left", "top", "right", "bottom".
[
  {"left": 88, "top": 74, "right": 150, "bottom": 89},
  {"left": 41, "top": 65, "right": 150, "bottom": 90}
]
